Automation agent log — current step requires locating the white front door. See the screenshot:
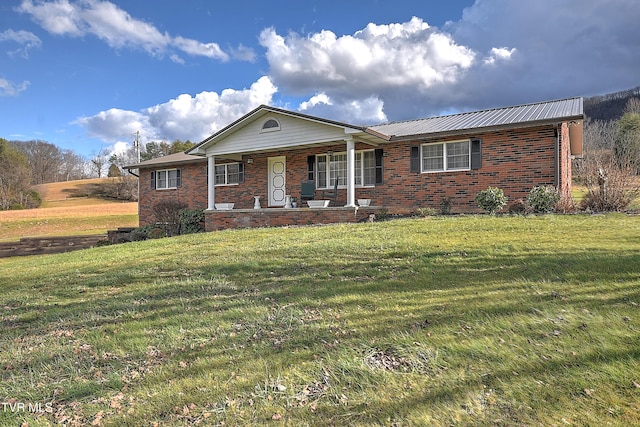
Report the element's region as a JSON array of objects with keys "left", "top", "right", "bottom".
[{"left": 268, "top": 156, "right": 286, "bottom": 207}]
